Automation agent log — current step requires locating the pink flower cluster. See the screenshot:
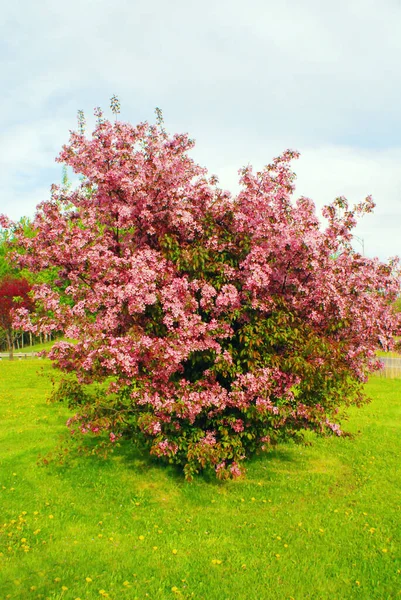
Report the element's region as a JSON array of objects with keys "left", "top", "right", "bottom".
[{"left": 325, "top": 419, "right": 343, "bottom": 436}]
